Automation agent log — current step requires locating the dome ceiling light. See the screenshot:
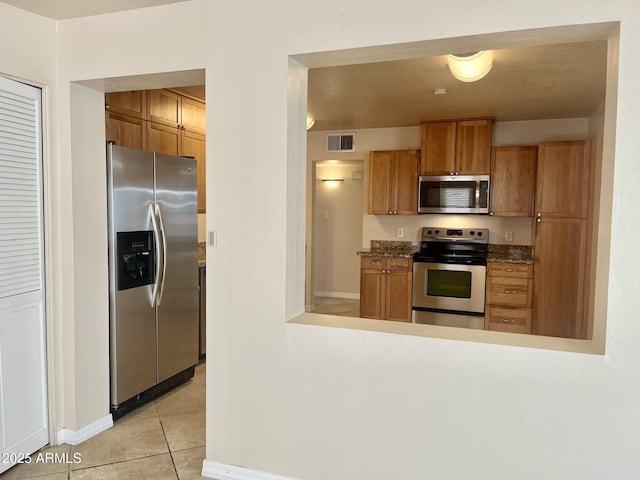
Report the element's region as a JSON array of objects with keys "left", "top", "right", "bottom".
[{"left": 447, "top": 51, "right": 494, "bottom": 82}]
